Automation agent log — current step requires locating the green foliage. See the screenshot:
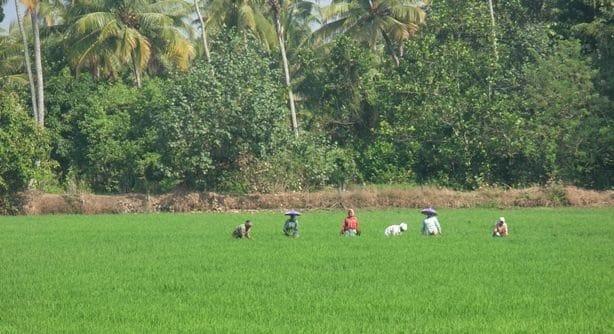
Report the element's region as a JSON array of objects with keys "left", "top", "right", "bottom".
[
  {"left": 0, "top": 33, "right": 27, "bottom": 90},
  {"left": 522, "top": 39, "right": 610, "bottom": 188},
  {"left": 0, "top": 92, "right": 53, "bottom": 211},
  {"left": 359, "top": 0, "right": 613, "bottom": 190},
  {"left": 5, "top": 0, "right": 611, "bottom": 193},
  {"left": 45, "top": 71, "right": 163, "bottom": 193},
  {"left": 315, "top": 36, "right": 381, "bottom": 148},
  {"left": 570, "top": 0, "right": 614, "bottom": 105},
  {"left": 64, "top": 0, "right": 195, "bottom": 87},
  {"left": 241, "top": 134, "right": 360, "bottom": 192},
  {"left": 360, "top": 121, "right": 416, "bottom": 184},
  {"left": 151, "top": 30, "right": 289, "bottom": 191},
  {"left": 314, "top": 0, "right": 428, "bottom": 65},
  {"left": 384, "top": 29, "right": 499, "bottom": 189}
]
